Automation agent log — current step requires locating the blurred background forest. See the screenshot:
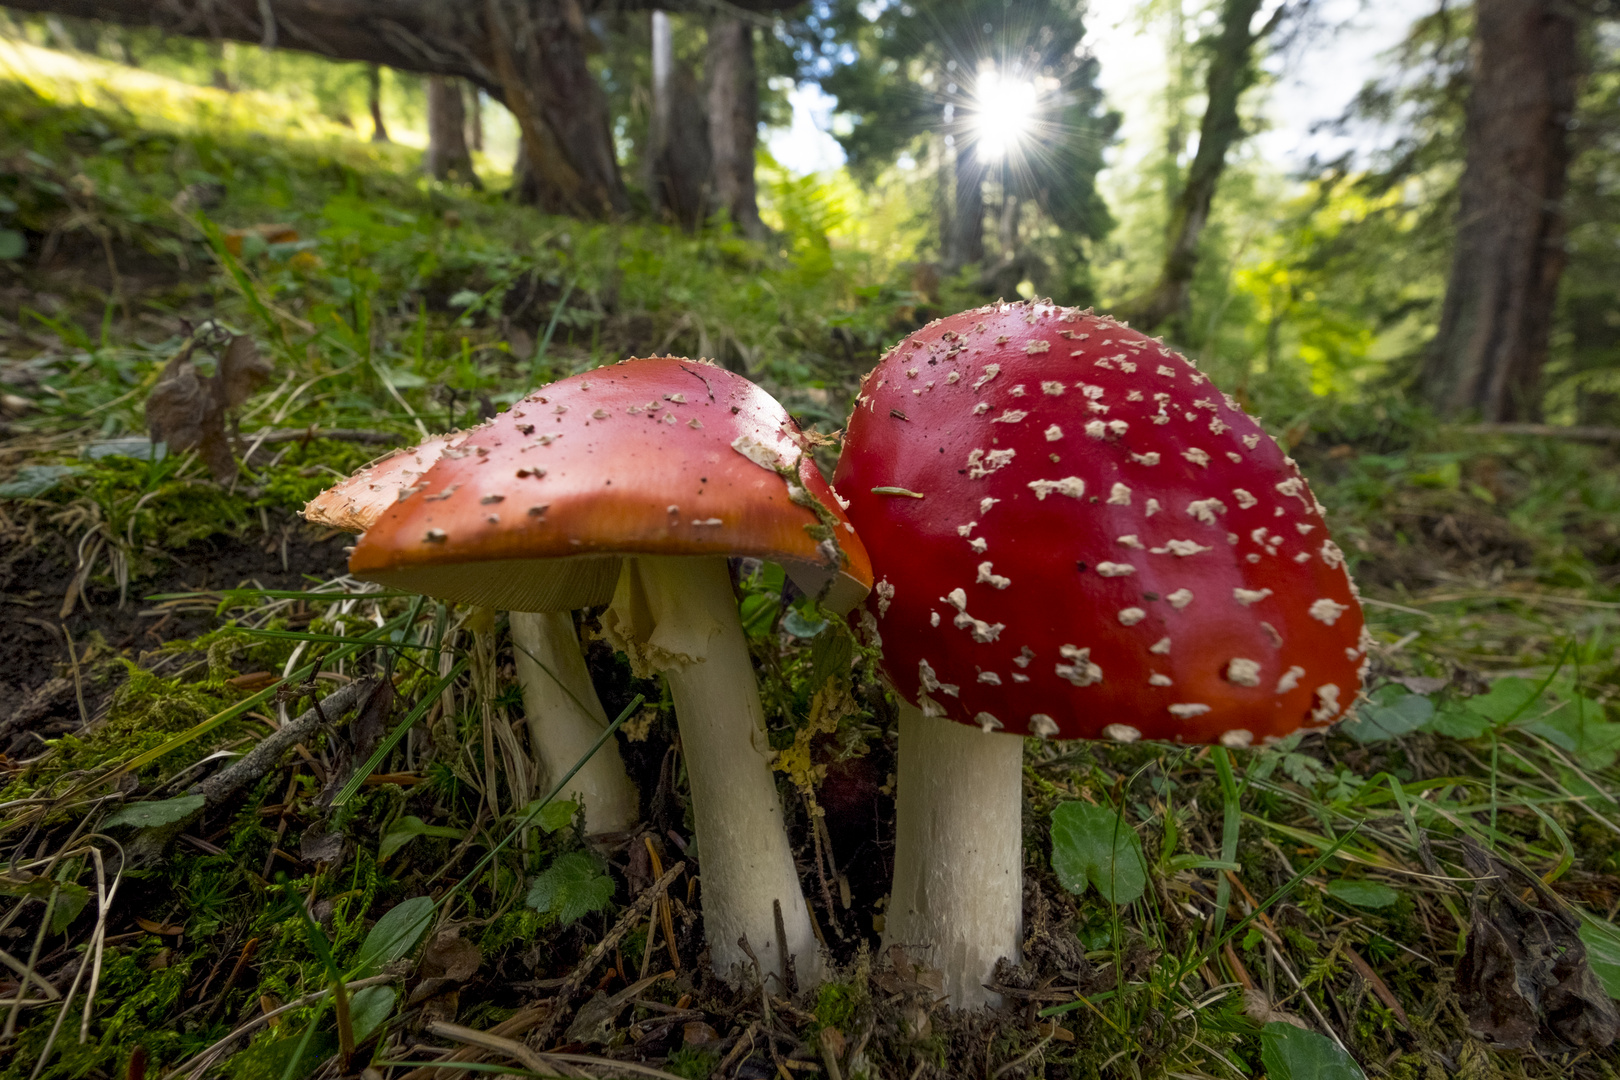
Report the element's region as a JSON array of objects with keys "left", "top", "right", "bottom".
[{"left": 0, "top": 0, "right": 1613, "bottom": 428}]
